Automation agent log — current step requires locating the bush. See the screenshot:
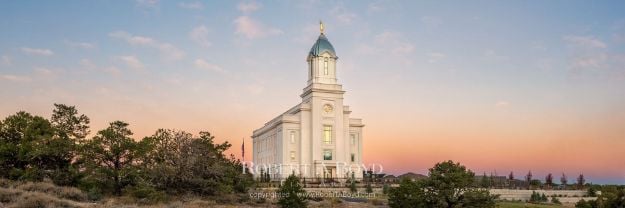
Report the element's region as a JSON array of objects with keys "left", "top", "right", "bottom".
[
  {"left": 86, "top": 187, "right": 102, "bottom": 201},
  {"left": 277, "top": 175, "right": 307, "bottom": 208},
  {"left": 124, "top": 184, "right": 167, "bottom": 204},
  {"left": 382, "top": 183, "right": 390, "bottom": 194},
  {"left": 365, "top": 183, "right": 373, "bottom": 193},
  {"left": 551, "top": 196, "right": 561, "bottom": 204}
]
